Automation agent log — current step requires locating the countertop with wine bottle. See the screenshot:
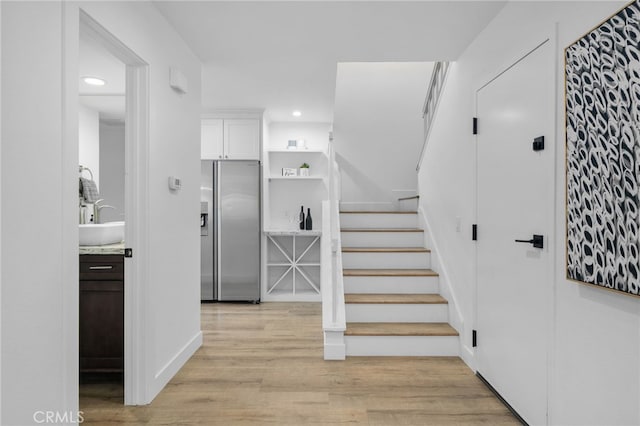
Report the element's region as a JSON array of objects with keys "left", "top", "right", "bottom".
[{"left": 264, "top": 229, "right": 321, "bottom": 236}]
